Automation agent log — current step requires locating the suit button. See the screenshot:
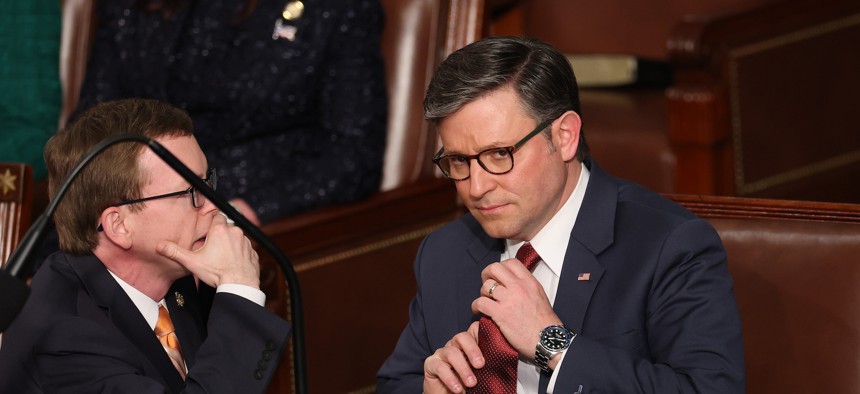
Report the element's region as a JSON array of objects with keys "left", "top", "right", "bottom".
[
  {"left": 254, "top": 370, "right": 264, "bottom": 380},
  {"left": 266, "top": 340, "right": 276, "bottom": 351},
  {"left": 262, "top": 350, "right": 273, "bottom": 361},
  {"left": 258, "top": 359, "right": 268, "bottom": 369}
]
